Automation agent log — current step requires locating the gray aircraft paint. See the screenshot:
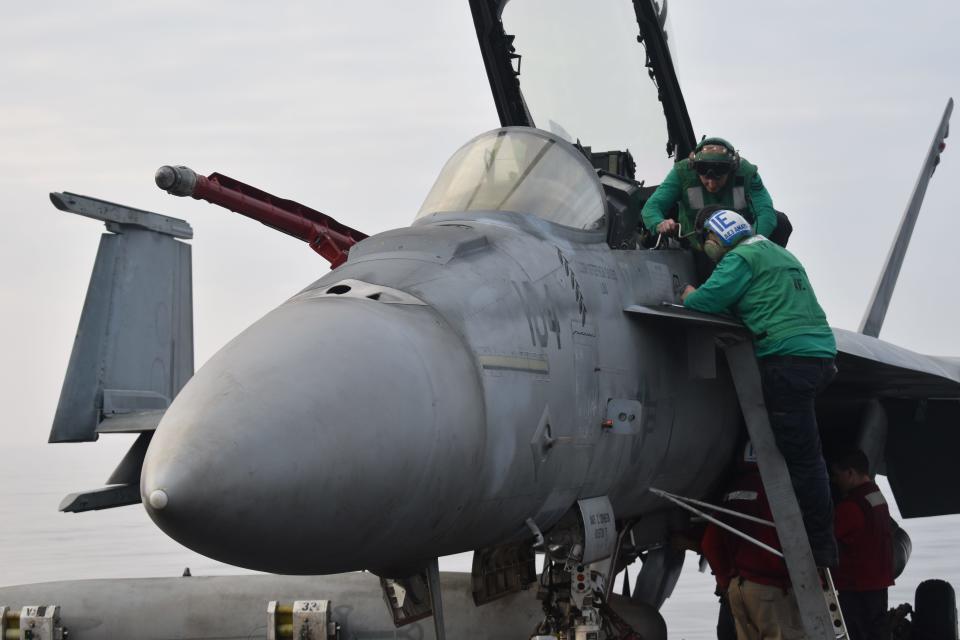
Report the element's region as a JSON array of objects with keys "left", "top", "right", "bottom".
[
  {"left": 140, "top": 171, "right": 741, "bottom": 574},
  {"left": 17, "top": 1, "right": 958, "bottom": 636},
  {"left": 49, "top": 193, "right": 193, "bottom": 445},
  {"left": 138, "top": 120, "right": 960, "bottom": 580},
  {"left": 860, "top": 98, "right": 954, "bottom": 338}
]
